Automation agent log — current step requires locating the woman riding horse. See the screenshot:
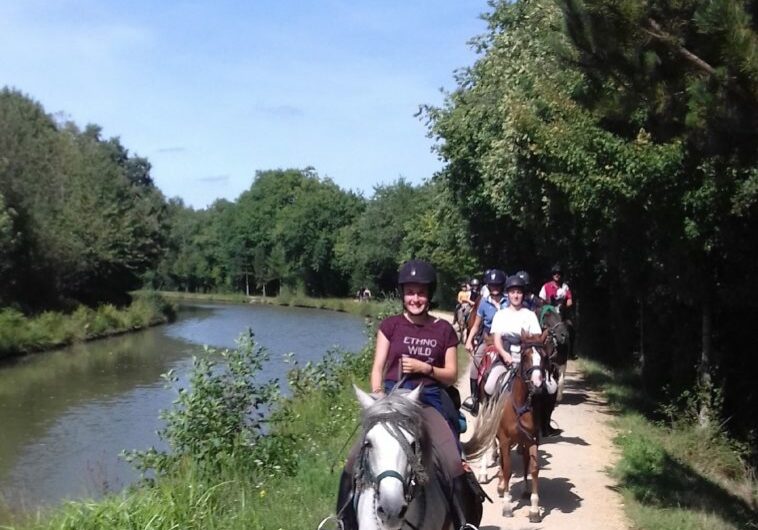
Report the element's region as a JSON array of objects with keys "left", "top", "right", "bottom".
[{"left": 336, "top": 259, "right": 483, "bottom": 529}]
